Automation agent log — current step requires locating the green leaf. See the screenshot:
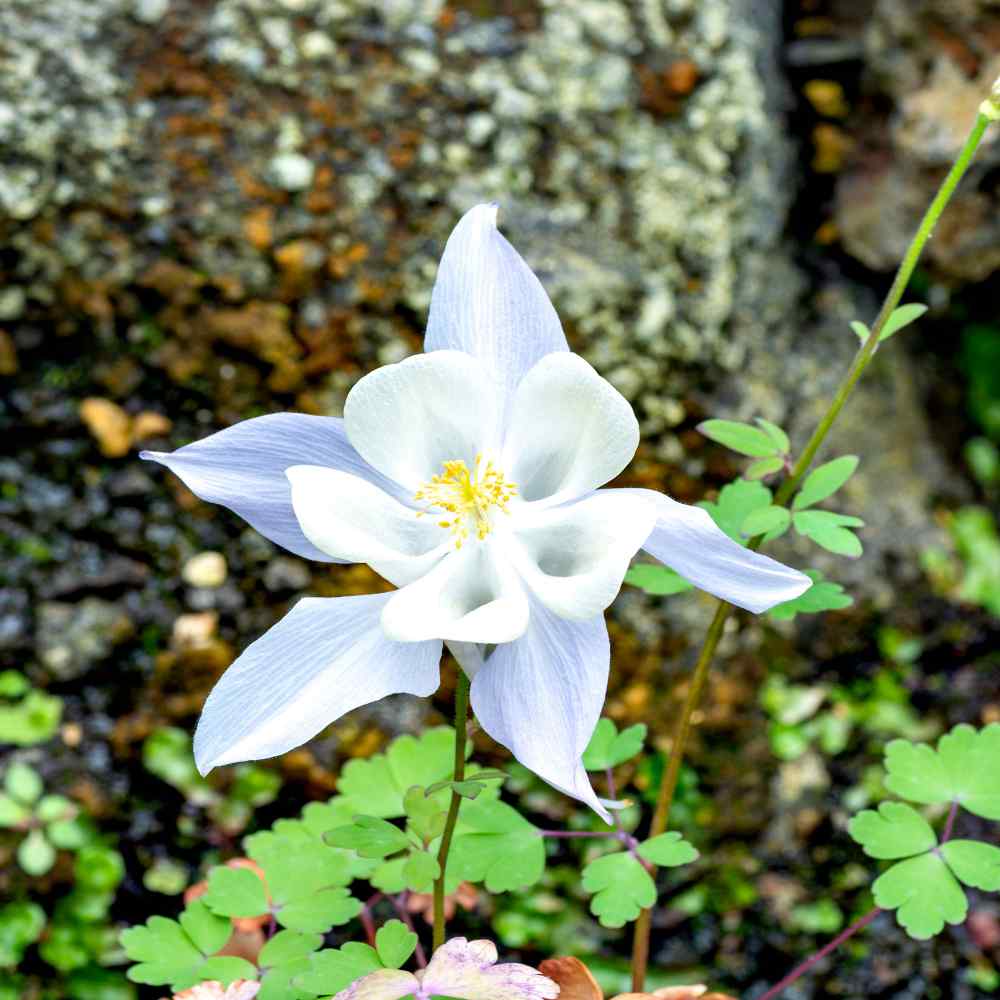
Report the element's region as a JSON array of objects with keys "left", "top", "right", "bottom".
[
  {"left": 793, "top": 510, "right": 863, "bottom": 557},
  {"left": 296, "top": 943, "right": 383, "bottom": 996},
  {"left": 792, "top": 456, "right": 859, "bottom": 510},
  {"left": 941, "top": 840, "right": 1000, "bottom": 891},
  {"left": 637, "top": 831, "right": 698, "bottom": 867},
  {"left": 122, "top": 901, "right": 250, "bottom": 990},
  {"left": 848, "top": 801, "right": 937, "bottom": 859},
  {"left": 873, "top": 852, "right": 967, "bottom": 940},
  {"left": 35, "top": 794, "right": 73, "bottom": 824},
  {"left": 336, "top": 728, "right": 461, "bottom": 818},
  {"left": 403, "top": 787, "right": 447, "bottom": 842},
  {"left": 745, "top": 456, "right": 785, "bottom": 480},
  {"left": 581, "top": 852, "right": 655, "bottom": 928},
  {"left": 698, "top": 419, "right": 781, "bottom": 458},
  {"left": 47, "top": 816, "right": 91, "bottom": 850},
  {"left": 5, "top": 762, "right": 43, "bottom": 805},
  {"left": 879, "top": 303, "right": 928, "bottom": 342},
  {"left": 277, "top": 888, "right": 360, "bottom": 934},
  {"left": 623, "top": 564, "right": 694, "bottom": 596},
  {"left": 402, "top": 850, "right": 440, "bottom": 893},
  {"left": 259, "top": 929, "right": 322, "bottom": 968},
  {"left": 0, "top": 688, "right": 63, "bottom": 746},
  {"left": 369, "top": 856, "right": 408, "bottom": 895},
  {"left": 449, "top": 798, "right": 544, "bottom": 892},
  {"left": 582, "top": 719, "right": 647, "bottom": 771},
  {"left": 0, "top": 901, "right": 46, "bottom": 968},
  {"left": 326, "top": 817, "right": 411, "bottom": 859},
  {"left": 17, "top": 829, "right": 56, "bottom": 875},
  {"left": 143, "top": 728, "right": 215, "bottom": 807},
  {"left": 375, "top": 920, "right": 417, "bottom": 969},
  {"left": 850, "top": 320, "right": 871, "bottom": 343},
  {"left": 699, "top": 479, "right": 773, "bottom": 544},
  {"left": 768, "top": 570, "right": 853, "bottom": 621},
  {"left": 0, "top": 793, "right": 30, "bottom": 827},
  {"left": 202, "top": 866, "right": 269, "bottom": 918},
  {"left": 884, "top": 723, "right": 1000, "bottom": 819},
  {"left": 74, "top": 844, "right": 125, "bottom": 892},
  {"left": 741, "top": 505, "right": 791, "bottom": 539},
  {"left": 755, "top": 418, "right": 790, "bottom": 455}
]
